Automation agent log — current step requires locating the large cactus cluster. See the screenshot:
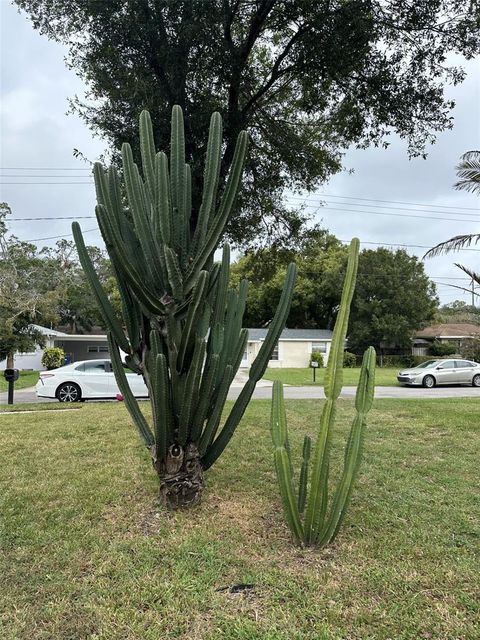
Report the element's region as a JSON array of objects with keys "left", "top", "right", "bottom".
[
  {"left": 271, "top": 239, "right": 376, "bottom": 546},
  {"left": 73, "top": 106, "right": 296, "bottom": 508}
]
